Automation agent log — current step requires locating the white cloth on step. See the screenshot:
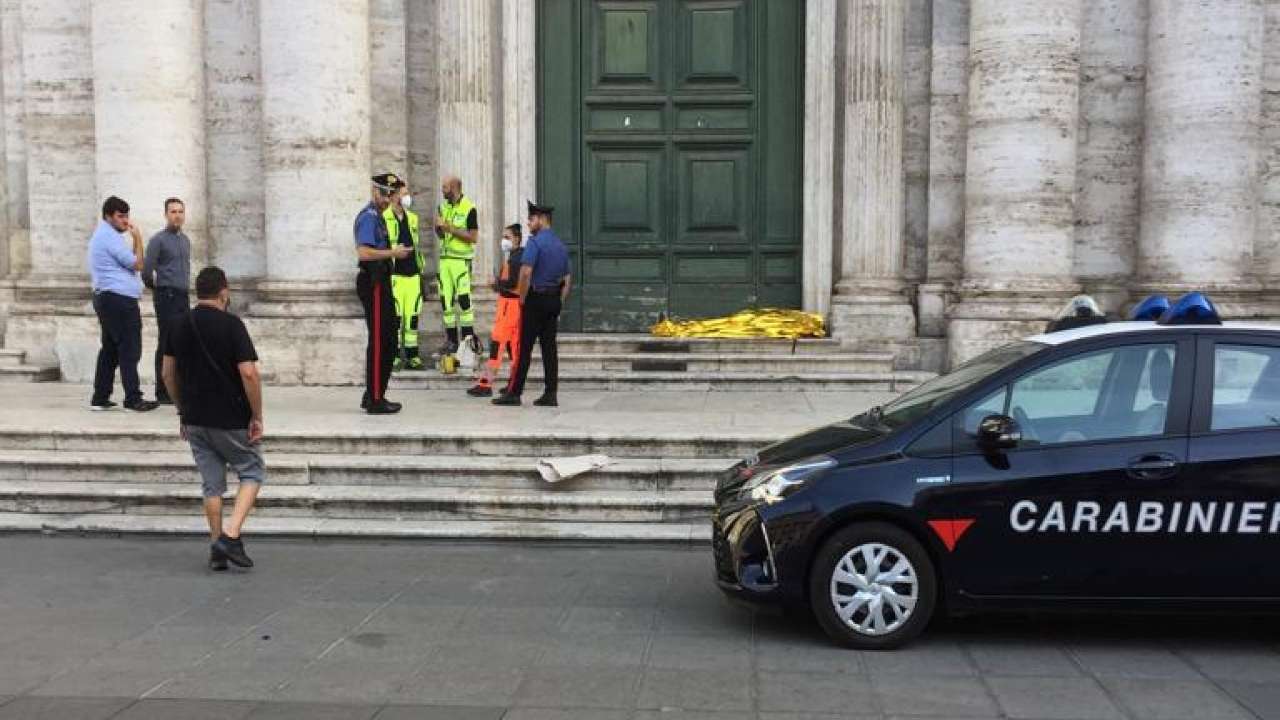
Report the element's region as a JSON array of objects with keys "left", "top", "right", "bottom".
[{"left": 536, "top": 454, "right": 614, "bottom": 484}]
